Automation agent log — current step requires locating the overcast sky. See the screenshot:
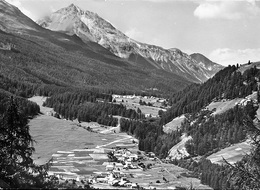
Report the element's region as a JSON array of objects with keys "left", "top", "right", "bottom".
[{"left": 5, "top": 0, "right": 260, "bottom": 66}]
